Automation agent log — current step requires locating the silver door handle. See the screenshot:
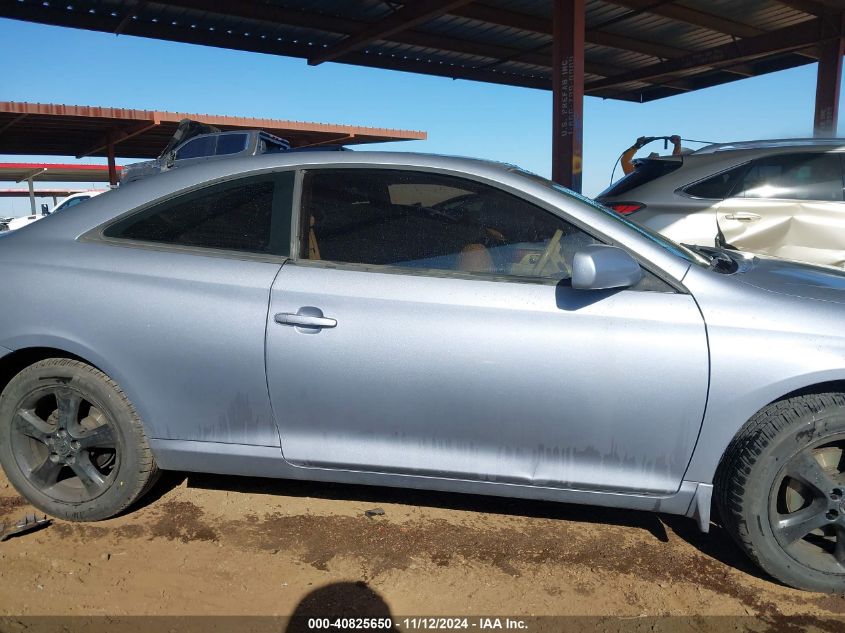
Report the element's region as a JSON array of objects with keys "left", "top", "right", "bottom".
[
  {"left": 723, "top": 212, "right": 761, "bottom": 222},
  {"left": 275, "top": 313, "right": 337, "bottom": 329}
]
